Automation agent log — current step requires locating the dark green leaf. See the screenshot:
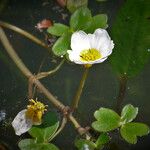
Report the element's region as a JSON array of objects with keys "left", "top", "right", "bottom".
[
  {"left": 70, "top": 7, "right": 92, "bottom": 31},
  {"left": 52, "top": 32, "right": 72, "bottom": 56},
  {"left": 18, "top": 139, "right": 59, "bottom": 150},
  {"left": 47, "top": 23, "right": 69, "bottom": 36},
  {"left": 96, "top": 133, "right": 110, "bottom": 149},
  {"left": 121, "top": 104, "right": 138, "bottom": 124},
  {"left": 110, "top": 0, "right": 150, "bottom": 78},
  {"left": 75, "top": 139, "right": 96, "bottom": 150},
  {"left": 67, "top": 0, "right": 88, "bottom": 13},
  {"left": 120, "top": 122, "right": 150, "bottom": 144},
  {"left": 92, "top": 108, "right": 121, "bottom": 132},
  {"left": 28, "top": 112, "right": 59, "bottom": 142},
  {"left": 86, "top": 14, "right": 108, "bottom": 33},
  {"left": 29, "top": 121, "right": 59, "bottom": 142},
  {"left": 18, "top": 139, "right": 36, "bottom": 150},
  {"left": 42, "top": 111, "right": 59, "bottom": 128}
]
